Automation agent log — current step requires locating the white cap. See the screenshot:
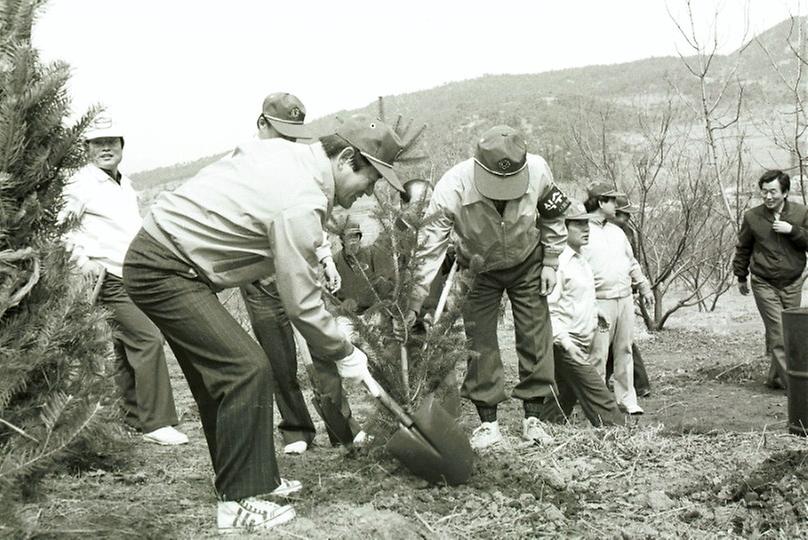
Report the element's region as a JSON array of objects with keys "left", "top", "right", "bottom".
[{"left": 85, "top": 115, "right": 124, "bottom": 141}]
